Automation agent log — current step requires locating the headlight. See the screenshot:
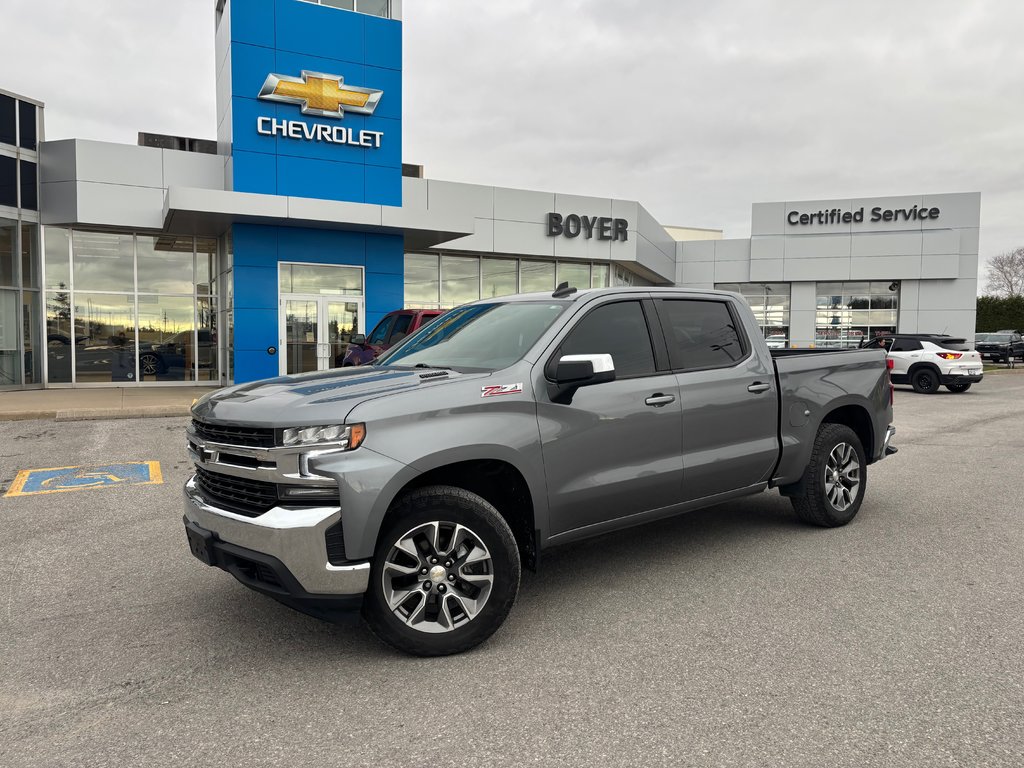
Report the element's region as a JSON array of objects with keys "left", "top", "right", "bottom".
[{"left": 281, "top": 423, "right": 366, "bottom": 449}]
